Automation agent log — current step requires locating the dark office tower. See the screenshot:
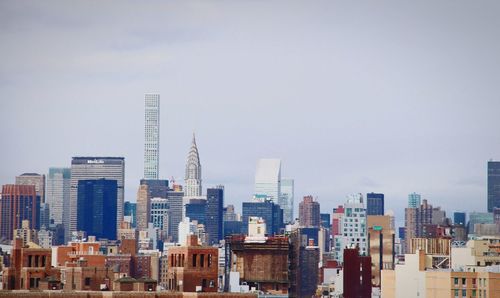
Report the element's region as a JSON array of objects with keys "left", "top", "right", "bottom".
[
  {"left": 166, "top": 189, "right": 184, "bottom": 242},
  {"left": 454, "top": 212, "right": 466, "bottom": 226},
  {"left": 242, "top": 201, "right": 284, "bottom": 235},
  {"left": 124, "top": 201, "right": 137, "bottom": 228},
  {"left": 488, "top": 161, "right": 500, "bottom": 212},
  {"left": 206, "top": 186, "right": 224, "bottom": 245},
  {"left": 343, "top": 248, "right": 372, "bottom": 298},
  {"left": 77, "top": 179, "right": 117, "bottom": 240},
  {"left": 289, "top": 229, "right": 319, "bottom": 298},
  {"left": 39, "top": 203, "right": 50, "bottom": 228},
  {"left": 320, "top": 213, "right": 331, "bottom": 229},
  {"left": 69, "top": 157, "right": 124, "bottom": 241},
  {"left": 299, "top": 195, "right": 320, "bottom": 228},
  {"left": 367, "top": 192, "right": 384, "bottom": 215},
  {"left": 140, "top": 179, "right": 169, "bottom": 199},
  {"left": 185, "top": 198, "right": 207, "bottom": 225},
  {"left": 0, "top": 185, "right": 40, "bottom": 241}
]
